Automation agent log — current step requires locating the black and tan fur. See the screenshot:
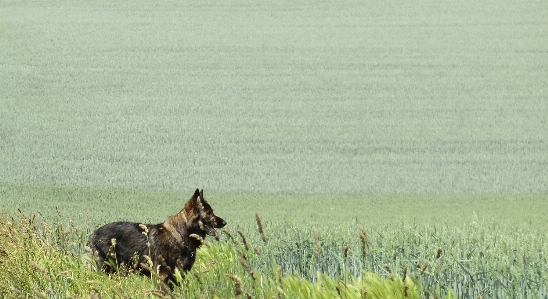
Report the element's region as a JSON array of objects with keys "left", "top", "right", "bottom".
[{"left": 86, "top": 189, "right": 226, "bottom": 288}]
